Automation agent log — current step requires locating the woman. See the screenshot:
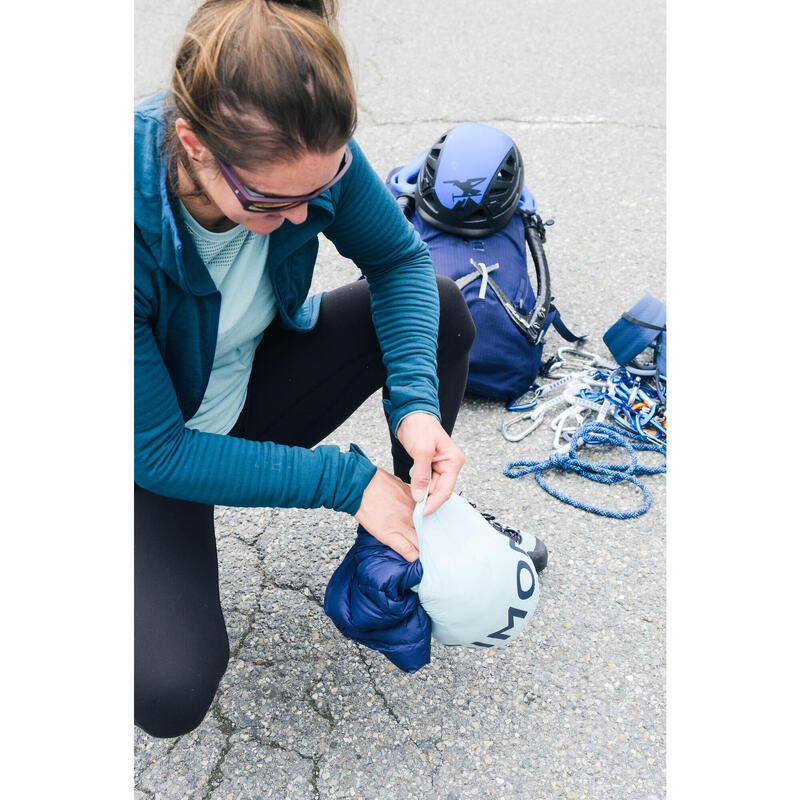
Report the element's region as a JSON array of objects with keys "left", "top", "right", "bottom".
[{"left": 134, "top": 0, "right": 475, "bottom": 737}]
